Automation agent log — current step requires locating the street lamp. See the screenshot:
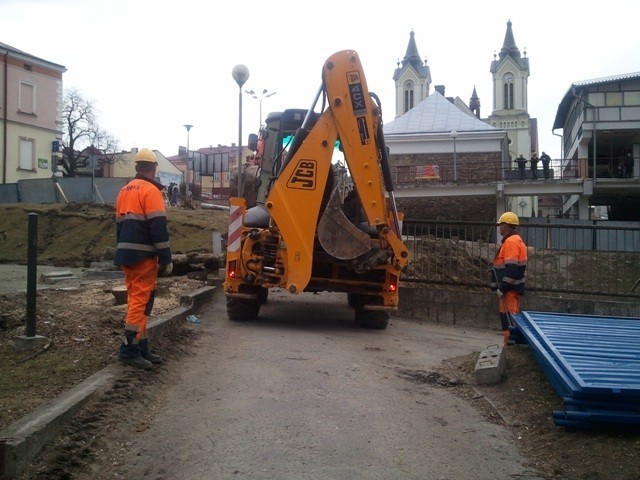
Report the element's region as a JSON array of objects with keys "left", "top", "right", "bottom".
[
  {"left": 245, "top": 88, "right": 276, "bottom": 129},
  {"left": 232, "top": 64, "right": 250, "bottom": 197},
  {"left": 450, "top": 130, "right": 458, "bottom": 182},
  {"left": 184, "top": 124, "right": 193, "bottom": 200}
]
